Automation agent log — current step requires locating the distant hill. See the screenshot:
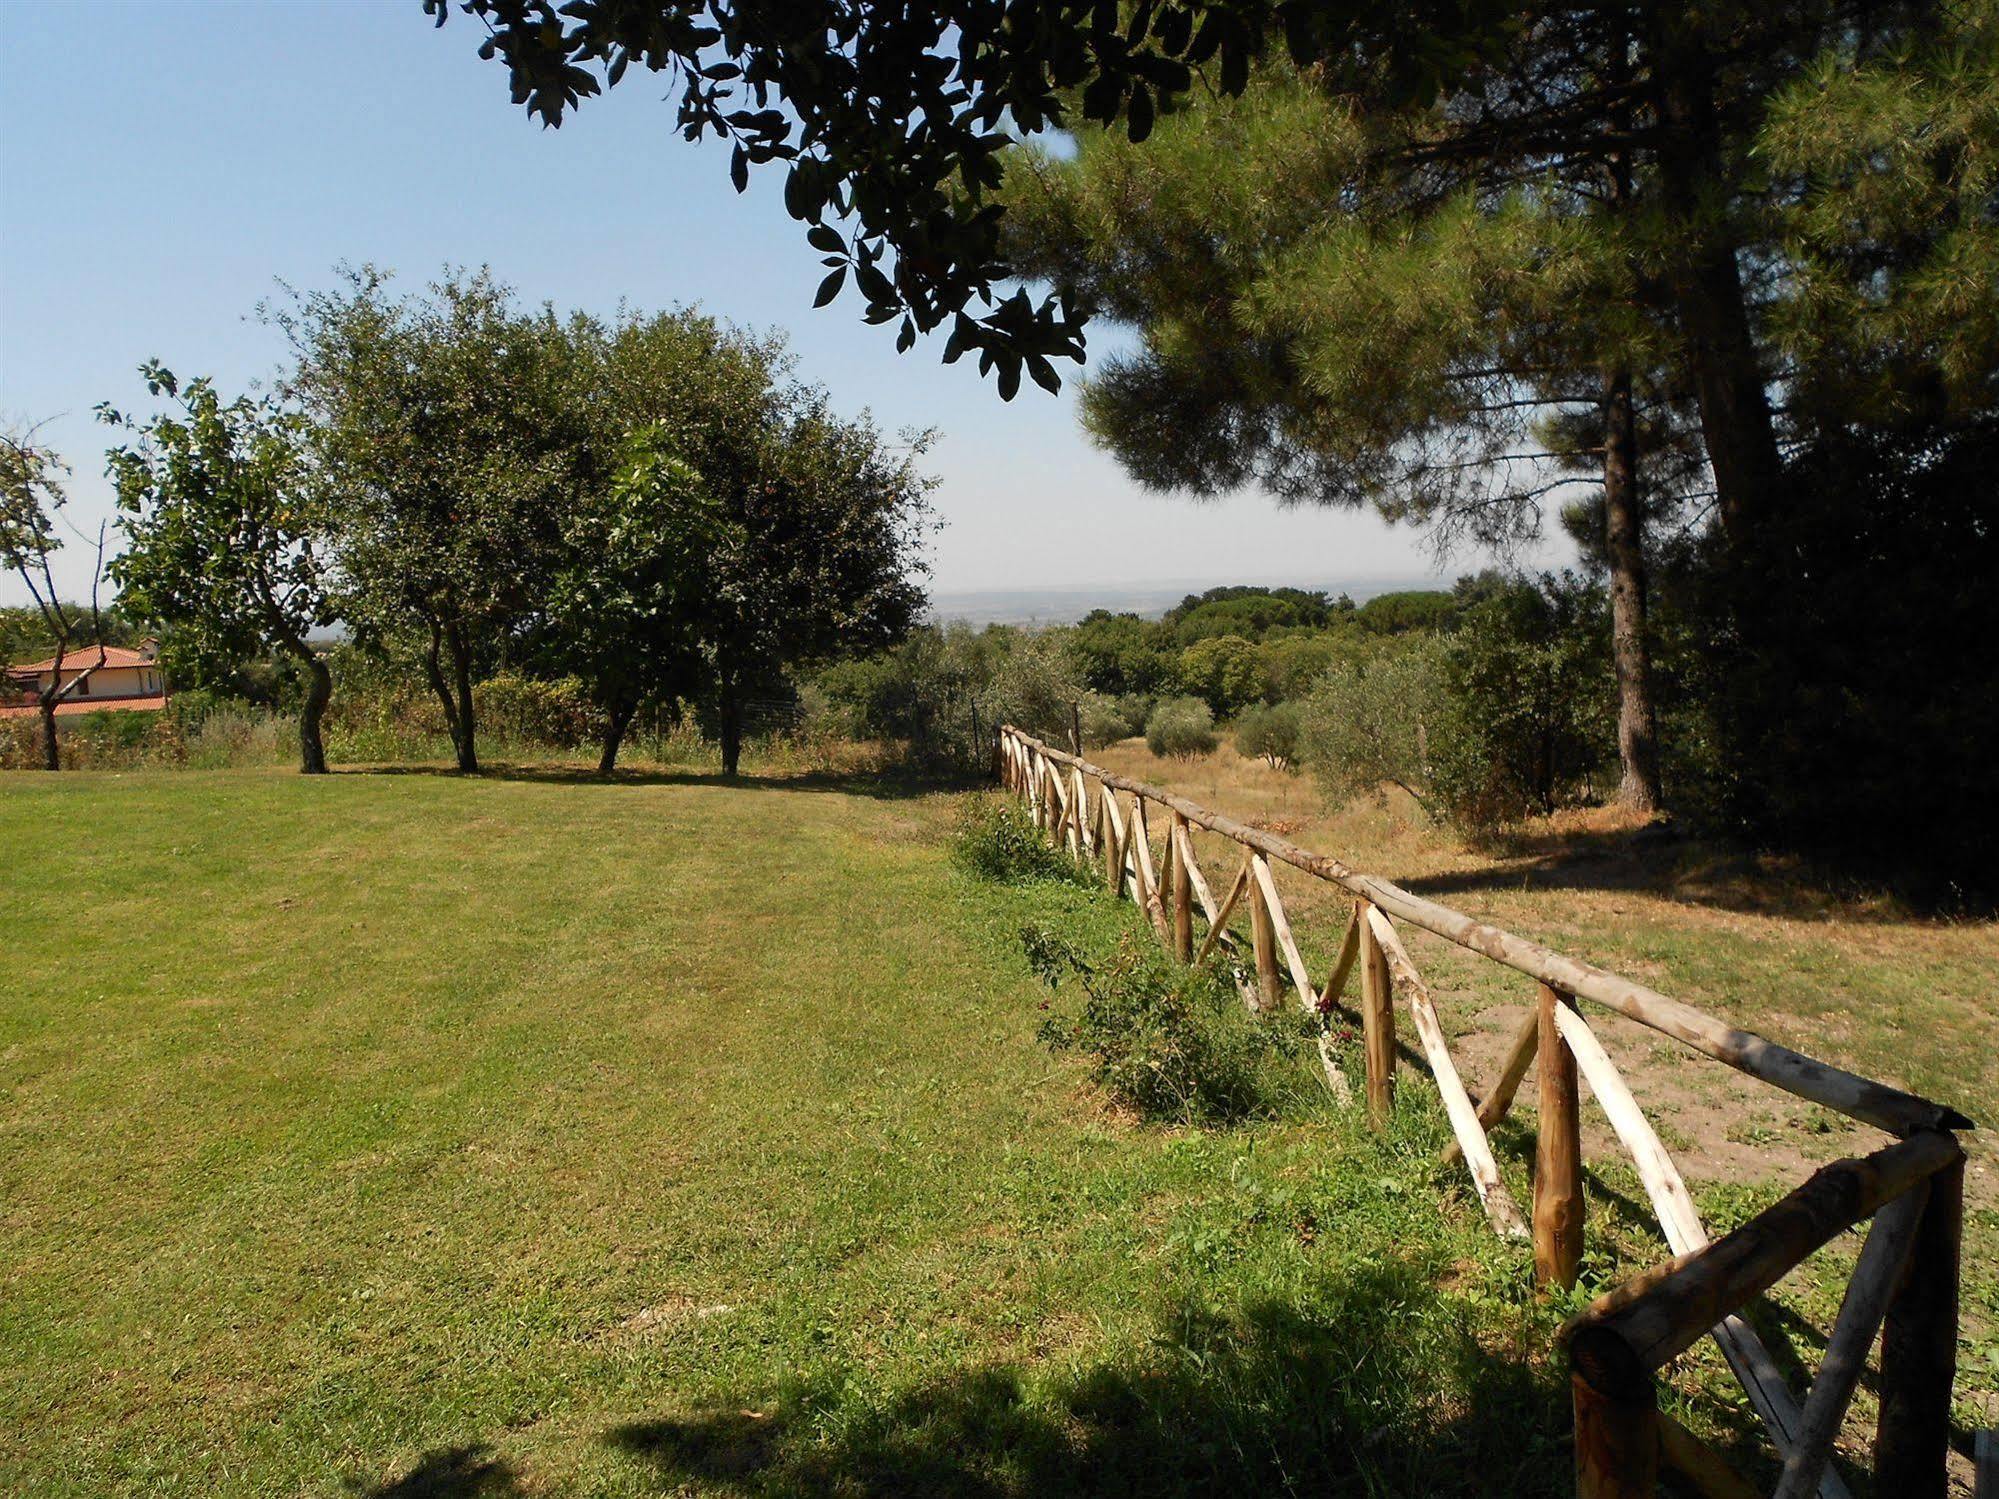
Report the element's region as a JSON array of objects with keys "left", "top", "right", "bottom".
[{"left": 928, "top": 576, "right": 1440, "bottom": 627}]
